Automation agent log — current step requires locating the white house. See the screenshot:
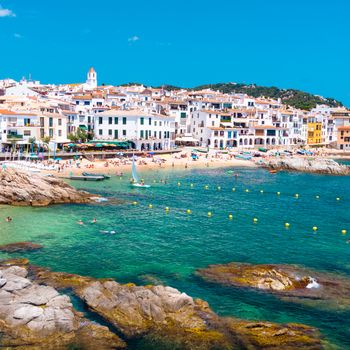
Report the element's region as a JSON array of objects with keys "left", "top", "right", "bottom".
[{"left": 94, "top": 109, "right": 175, "bottom": 151}]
